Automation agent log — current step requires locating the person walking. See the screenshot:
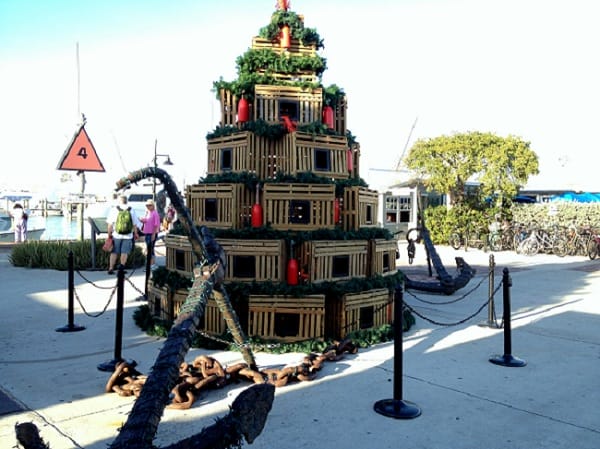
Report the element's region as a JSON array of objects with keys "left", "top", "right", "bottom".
[
  {"left": 12, "top": 203, "right": 28, "bottom": 243},
  {"left": 106, "top": 195, "right": 141, "bottom": 274},
  {"left": 139, "top": 199, "right": 161, "bottom": 267},
  {"left": 163, "top": 202, "right": 177, "bottom": 231}
]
